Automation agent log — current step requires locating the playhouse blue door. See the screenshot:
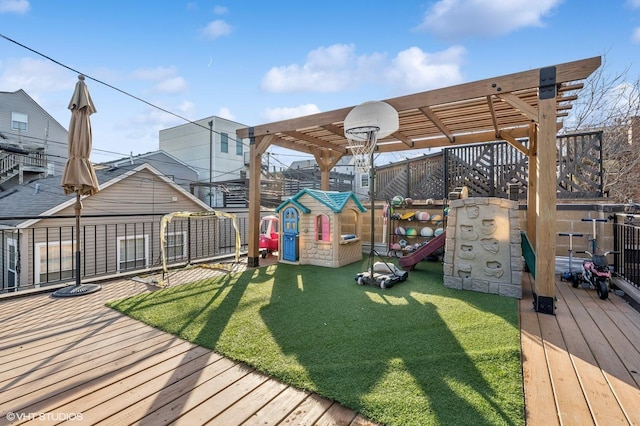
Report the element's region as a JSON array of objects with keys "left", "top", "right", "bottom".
[{"left": 282, "top": 207, "right": 299, "bottom": 261}]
